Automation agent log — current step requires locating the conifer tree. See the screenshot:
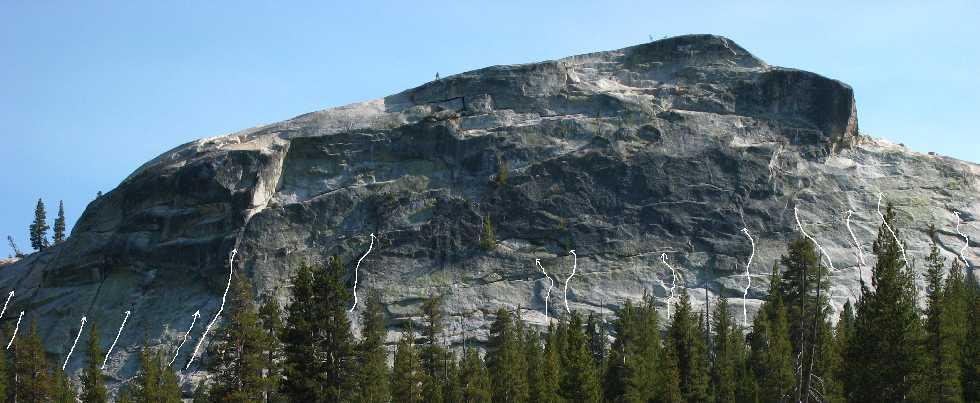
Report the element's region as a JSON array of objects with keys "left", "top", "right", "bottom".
[
  {"left": 668, "top": 289, "right": 710, "bottom": 402},
  {"left": 605, "top": 297, "right": 663, "bottom": 402},
  {"left": 922, "top": 235, "right": 964, "bottom": 403},
  {"left": 13, "top": 321, "right": 51, "bottom": 402},
  {"left": 480, "top": 215, "right": 496, "bottom": 251},
  {"left": 50, "top": 366, "right": 76, "bottom": 403},
  {"left": 458, "top": 347, "right": 492, "bottom": 403},
  {"left": 131, "top": 348, "right": 182, "bottom": 403},
  {"left": 420, "top": 295, "right": 449, "bottom": 403},
  {"left": 749, "top": 267, "right": 794, "bottom": 403},
  {"left": 355, "top": 291, "right": 390, "bottom": 403},
  {"left": 81, "top": 323, "right": 108, "bottom": 403},
  {"left": 659, "top": 341, "right": 684, "bottom": 403},
  {"left": 257, "top": 294, "right": 285, "bottom": 403},
  {"left": 207, "top": 274, "right": 268, "bottom": 402},
  {"left": 525, "top": 328, "right": 545, "bottom": 402},
  {"left": 710, "top": 297, "right": 744, "bottom": 403},
  {"left": 281, "top": 257, "right": 356, "bottom": 401},
  {"left": 391, "top": 325, "right": 425, "bottom": 403},
  {"left": 28, "top": 198, "right": 49, "bottom": 251},
  {"left": 486, "top": 308, "right": 529, "bottom": 402},
  {"left": 0, "top": 329, "right": 8, "bottom": 402},
  {"left": 53, "top": 200, "right": 66, "bottom": 244},
  {"left": 586, "top": 311, "right": 607, "bottom": 372},
  {"left": 845, "top": 204, "right": 925, "bottom": 402},
  {"left": 560, "top": 312, "right": 602, "bottom": 403},
  {"left": 537, "top": 324, "right": 564, "bottom": 403},
  {"left": 117, "top": 387, "right": 134, "bottom": 403},
  {"left": 961, "top": 270, "right": 980, "bottom": 402}
]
